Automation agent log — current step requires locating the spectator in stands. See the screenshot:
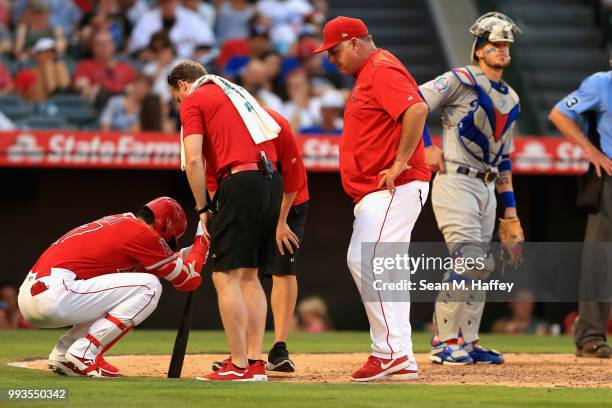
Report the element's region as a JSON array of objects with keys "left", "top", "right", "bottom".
[
  {"left": 260, "top": 49, "right": 286, "bottom": 98},
  {"left": 296, "top": 296, "right": 332, "bottom": 333},
  {"left": 78, "top": 0, "right": 133, "bottom": 54},
  {"left": 128, "top": 0, "right": 215, "bottom": 60},
  {"left": 143, "top": 32, "right": 178, "bottom": 105},
  {"left": 100, "top": 74, "right": 152, "bottom": 131},
  {"left": 0, "top": 283, "right": 29, "bottom": 330},
  {"left": 256, "top": 0, "right": 313, "bottom": 54},
  {"left": 14, "top": 0, "right": 67, "bottom": 62},
  {"left": 282, "top": 68, "right": 320, "bottom": 133},
  {"left": 239, "top": 58, "right": 283, "bottom": 112},
  {"left": 142, "top": 32, "right": 180, "bottom": 131},
  {"left": 119, "top": 0, "right": 149, "bottom": 27},
  {"left": 216, "top": 12, "right": 271, "bottom": 69},
  {"left": 215, "top": 0, "right": 255, "bottom": 45},
  {"left": 183, "top": 0, "right": 216, "bottom": 29},
  {"left": 12, "top": 0, "right": 81, "bottom": 39},
  {"left": 223, "top": 24, "right": 272, "bottom": 79},
  {"left": 300, "top": 89, "right": 344, "bottom": 135},
  {"left": 297, "top": 38, "right": 344, "bottom": 95},
  {"left": 74, "top": 29, "right": 137, "bottom": 106},
  {"left": 491, "top": 289, "right": 550, "bottom": 335},
  {"left": 14, "top": 37, "right": 70, "bottom": 102}
]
